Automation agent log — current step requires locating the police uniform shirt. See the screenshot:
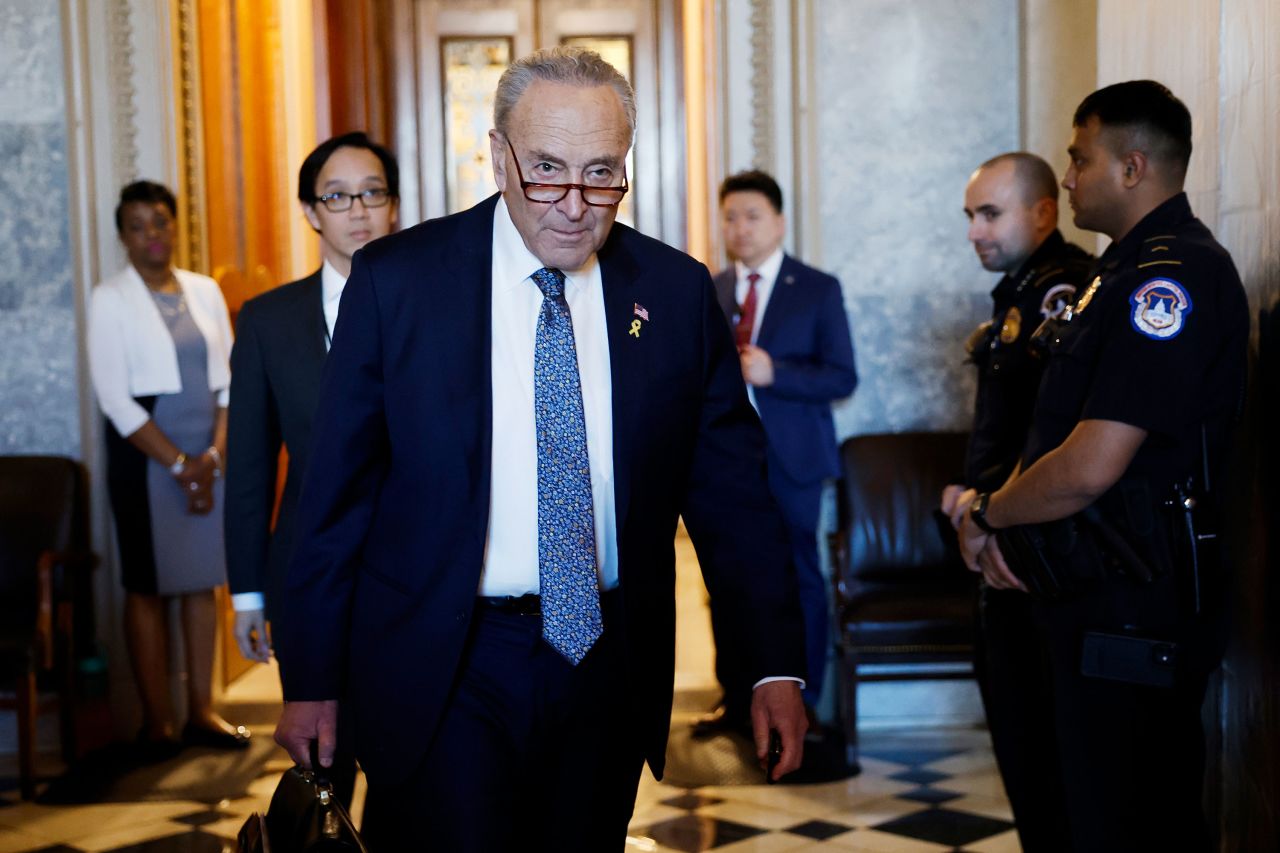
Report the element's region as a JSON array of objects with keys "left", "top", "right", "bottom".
[
  {"left": 1023, "top": 193, "right": 1249, "bottom": 485},
  {"left": 966, "top": 229, "right": 1093, "bottom": 490}
]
